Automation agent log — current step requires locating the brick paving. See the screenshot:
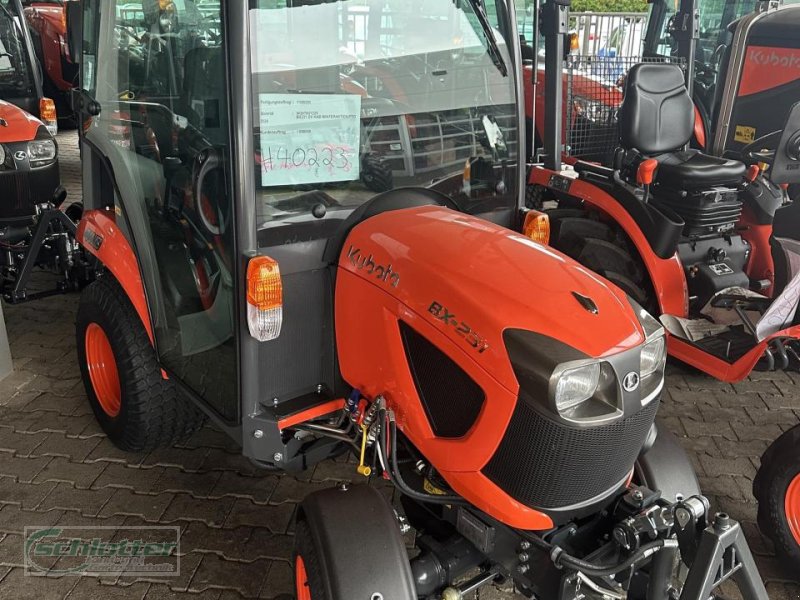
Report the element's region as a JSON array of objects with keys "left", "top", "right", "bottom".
[{"left": 0, "top": 130, "right": 799, "bottom": 598}]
